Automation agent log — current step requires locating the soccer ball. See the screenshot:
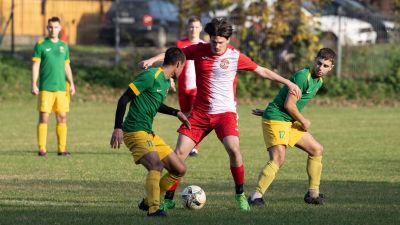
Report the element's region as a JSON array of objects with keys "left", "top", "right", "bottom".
[{"left": 181, "top": 185, "right": 206, "bottom": 209}]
